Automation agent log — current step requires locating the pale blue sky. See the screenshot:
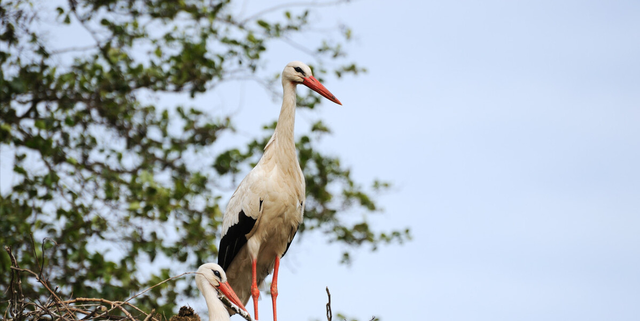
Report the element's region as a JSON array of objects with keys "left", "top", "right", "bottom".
[
  {"left": 3, "top": 1, "right": 639, "bottom": 320},
  {"left": 225, "top": 1, "right": 640, "bottom": 320}
]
